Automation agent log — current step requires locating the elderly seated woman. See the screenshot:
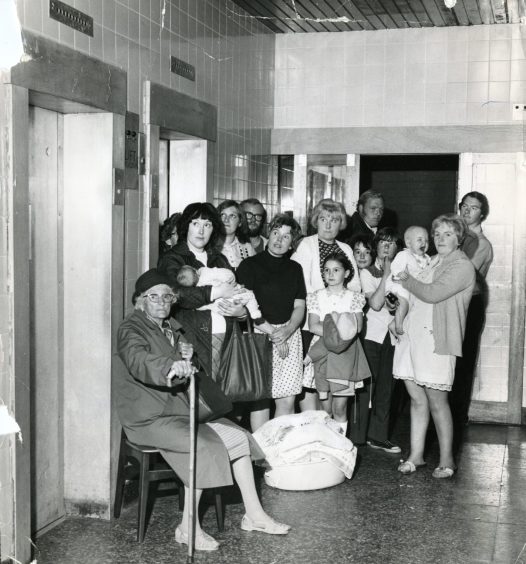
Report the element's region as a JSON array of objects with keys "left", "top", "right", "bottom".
[{"left": 115, "top": 269, "right": 290, "bottom": 551}]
